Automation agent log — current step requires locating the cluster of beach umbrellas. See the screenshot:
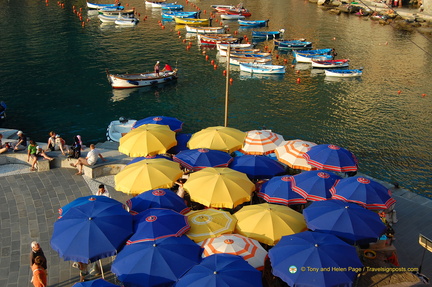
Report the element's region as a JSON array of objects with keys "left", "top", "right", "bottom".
[{"left": 50, "top": 116, "right": 397, "bottom": 287}]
